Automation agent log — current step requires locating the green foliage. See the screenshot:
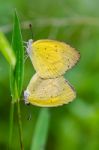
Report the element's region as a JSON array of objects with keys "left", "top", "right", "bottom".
[
  {"left": 10, "top": 11, "right": 24, "bottom": 150},
  {"left": 0, "top": 32, "right": 16, "bottom": 68},
  {"left": 11, "top": 11, "right": 24, "bottom": 100}
]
